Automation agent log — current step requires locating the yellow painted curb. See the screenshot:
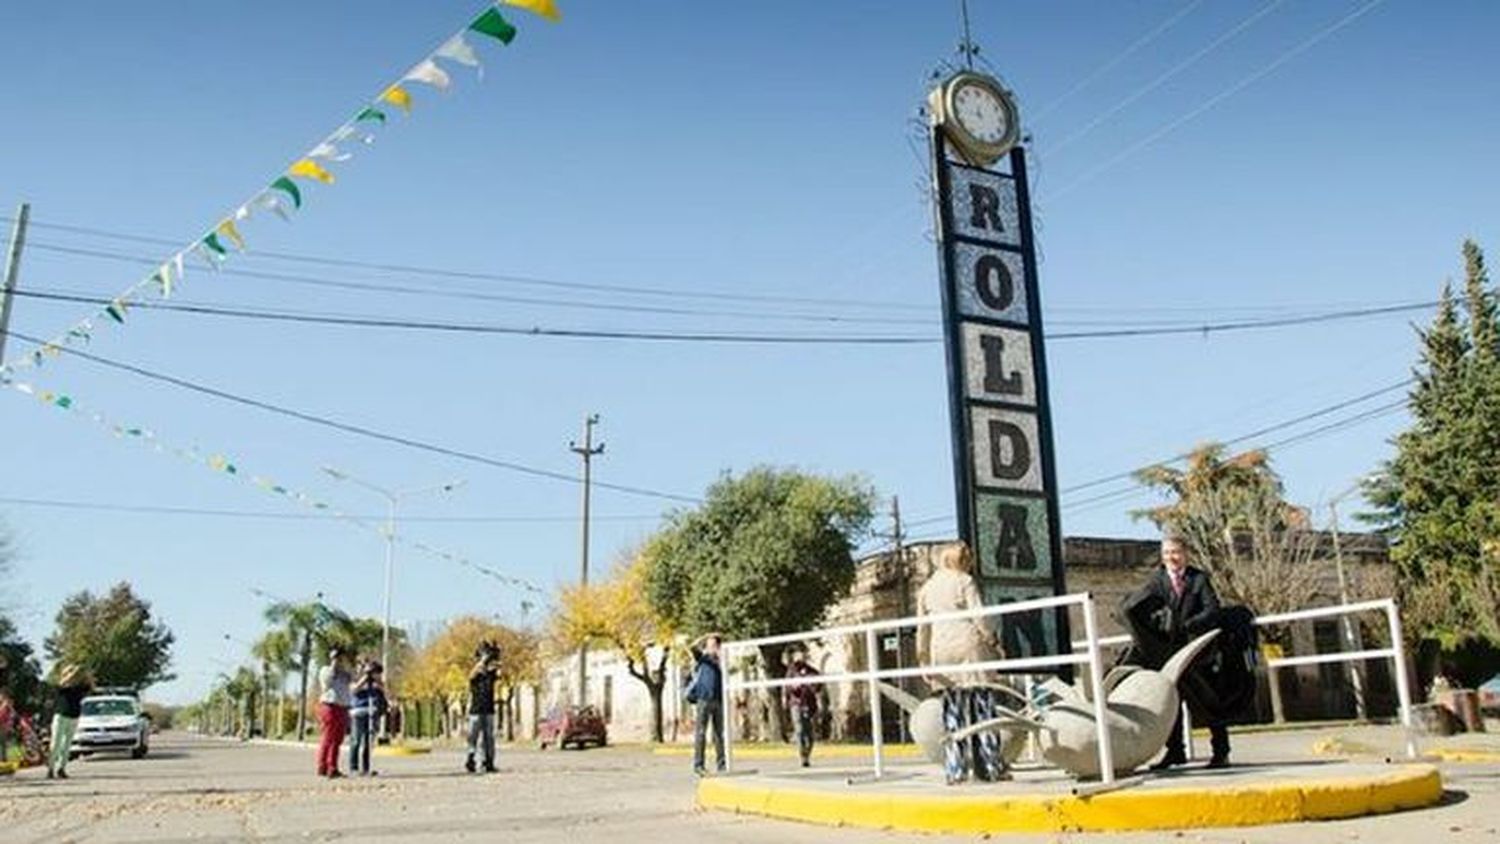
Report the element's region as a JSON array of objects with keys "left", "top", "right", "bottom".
[
  {"left": 374, "top": 745, "right": 432, "bottom": 756},
  {"left": 1313, "top": 737, "right": 1500, "bottom": 765},
  {"left": 696, "top": 765, "right": 1443, "bottom": 834},
  {"left": 1427, "top": 748, "right": 1500, "bottom": 764},
  {"left": 655, "top": 744, "right": 922, "bottom": 760}
]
